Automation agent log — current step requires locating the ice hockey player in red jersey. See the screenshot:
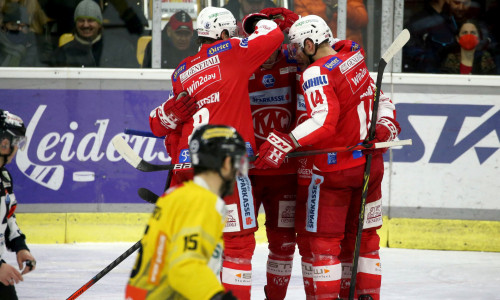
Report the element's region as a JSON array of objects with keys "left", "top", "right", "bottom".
[
  {"left": 148, "top": 6, "right": 290, "bottom": 300},
  {"left": 254, "top": 15, "right": 401, "bottom": 300},
  {"left": 242, "top": 7, "right": 299, "bottom": 300}
]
